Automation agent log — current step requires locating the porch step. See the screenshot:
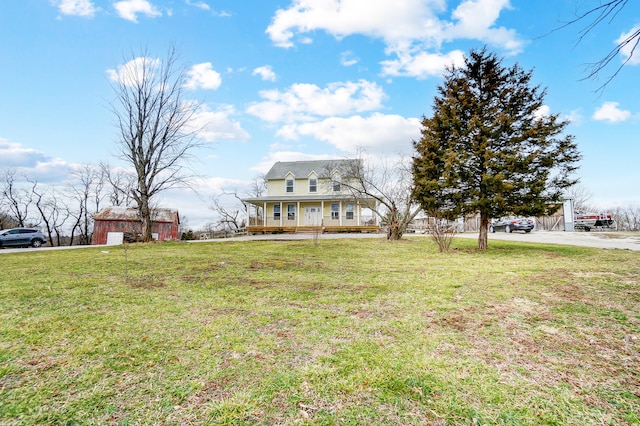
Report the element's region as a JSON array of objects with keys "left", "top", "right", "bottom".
[{"left": 295, "top": 226, "right": 323, "bottom": 234}]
